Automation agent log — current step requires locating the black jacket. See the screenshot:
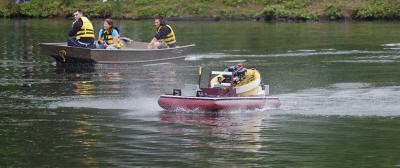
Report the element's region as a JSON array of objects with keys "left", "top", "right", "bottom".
[
  {"left": 154, "top": 25, "right": 171, "bottom": 40},
  {"left": 69, "top": 18, "right": 82, "bottom": 37}
]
